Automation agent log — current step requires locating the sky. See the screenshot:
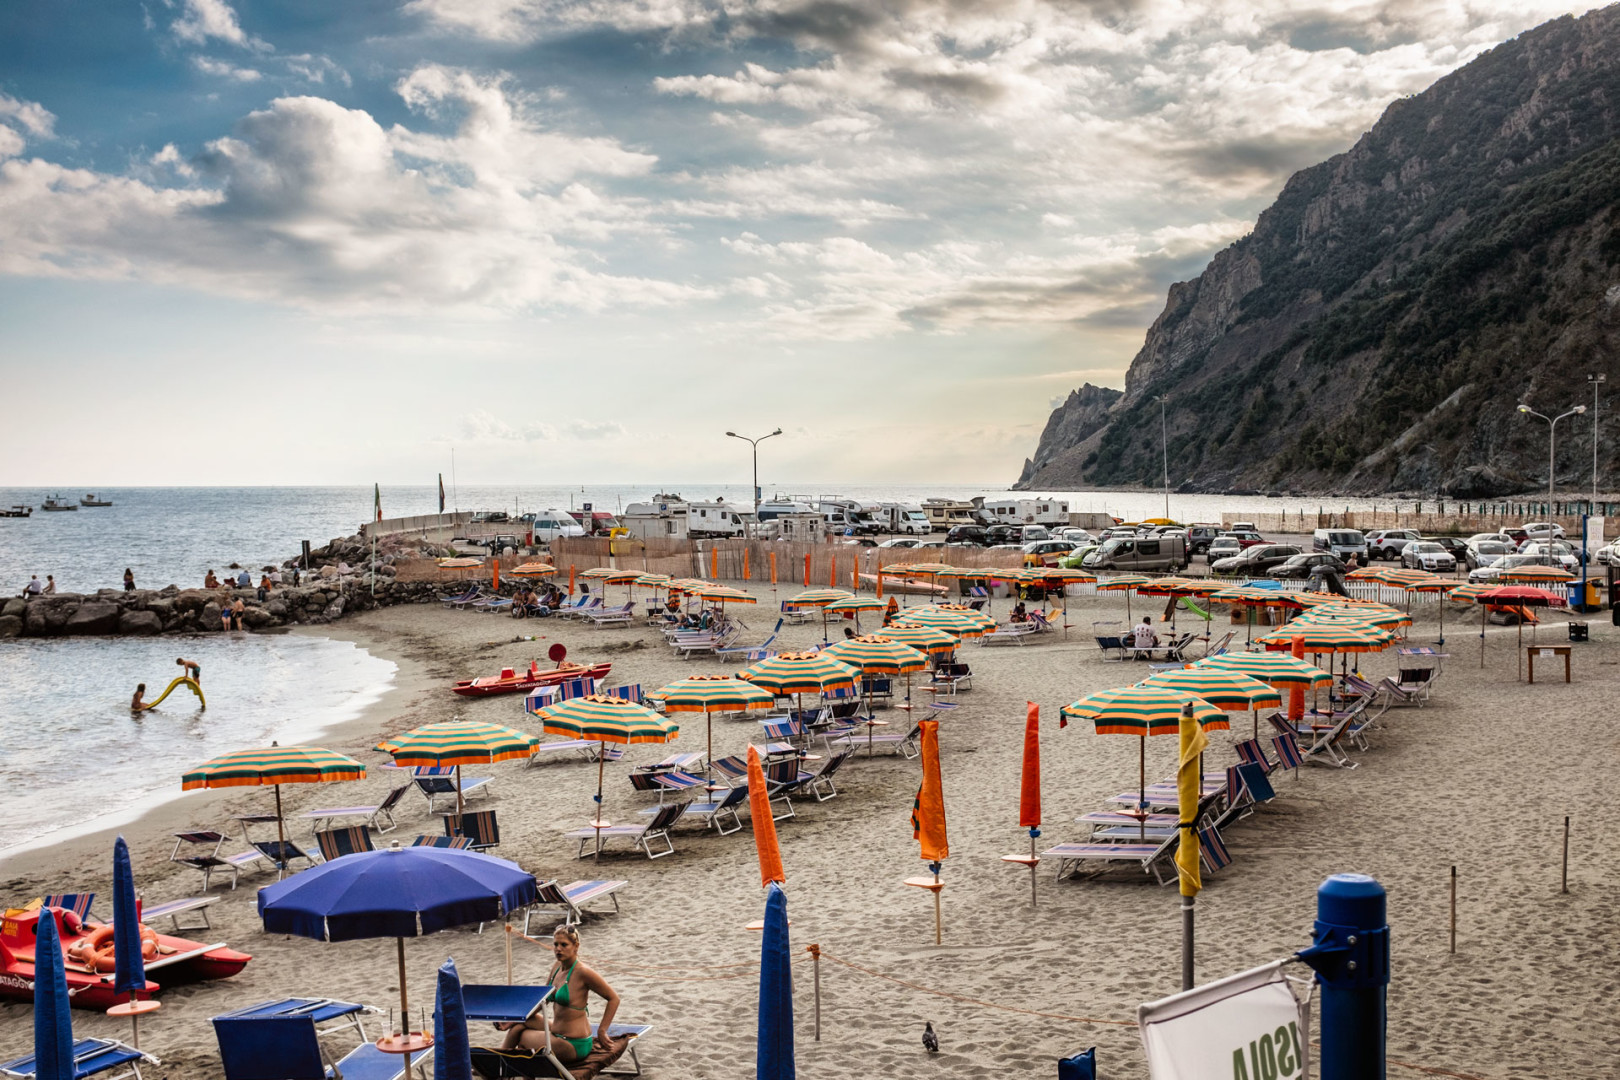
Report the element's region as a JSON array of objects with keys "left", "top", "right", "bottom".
[{"left": 0, "top": 0, "right": 1601, "bottom": 486}]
